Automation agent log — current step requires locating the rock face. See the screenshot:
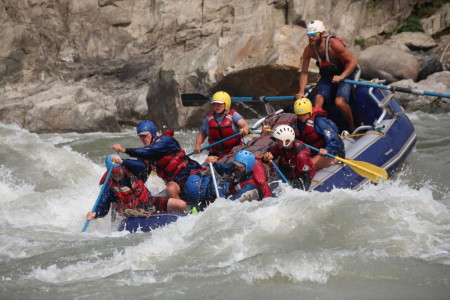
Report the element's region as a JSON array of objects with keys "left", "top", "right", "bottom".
[{"left": 0, "top": 0, "right": 449, "bottom": 133}]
